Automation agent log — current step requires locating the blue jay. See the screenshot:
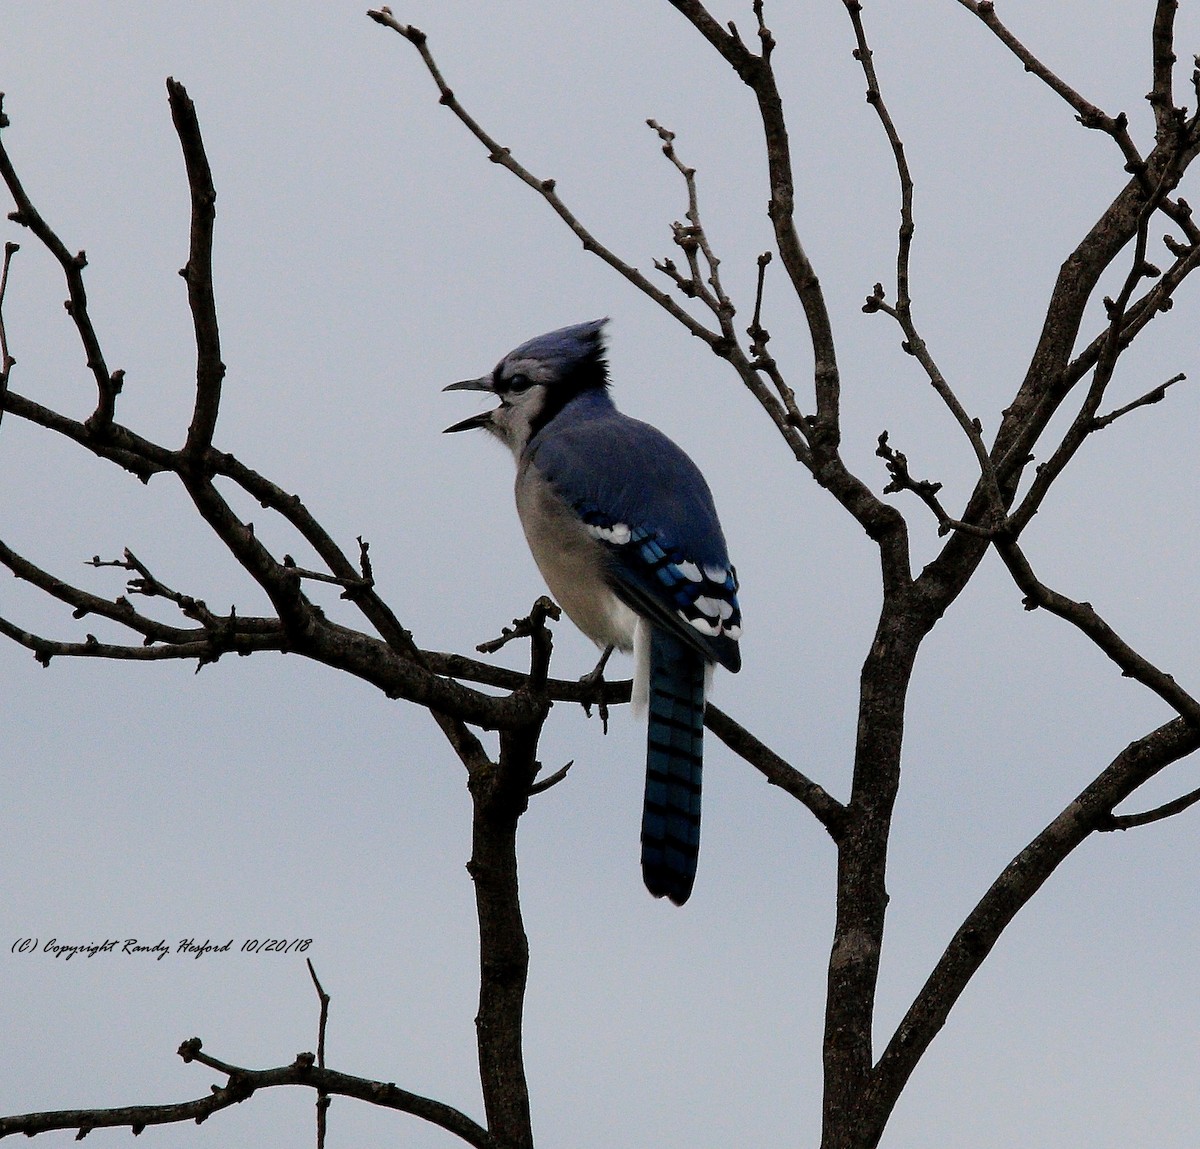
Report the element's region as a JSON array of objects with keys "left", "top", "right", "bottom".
[{"left": 444, "top": 319, "right": 741, "bottom": 905}]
